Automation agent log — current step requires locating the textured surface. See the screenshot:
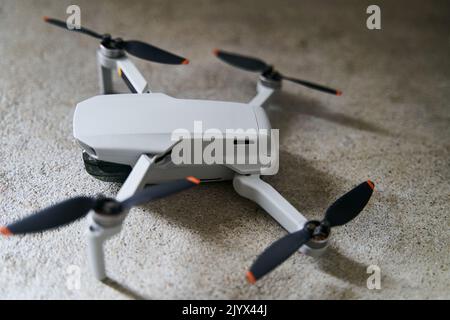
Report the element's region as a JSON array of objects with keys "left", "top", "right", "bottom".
[{"left": 0, "top": 0, "right": 449, "bottom": 299}]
